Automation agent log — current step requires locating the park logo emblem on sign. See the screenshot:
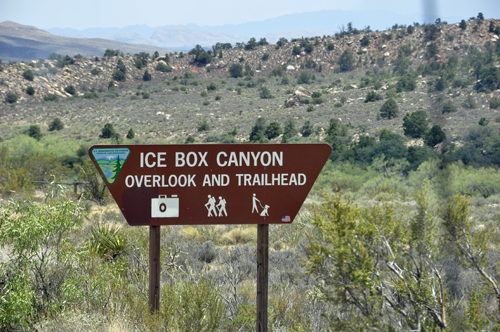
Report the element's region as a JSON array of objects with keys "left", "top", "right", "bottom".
[{"left": 91, "top": 147, "right": 130, "bottom": 184}]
